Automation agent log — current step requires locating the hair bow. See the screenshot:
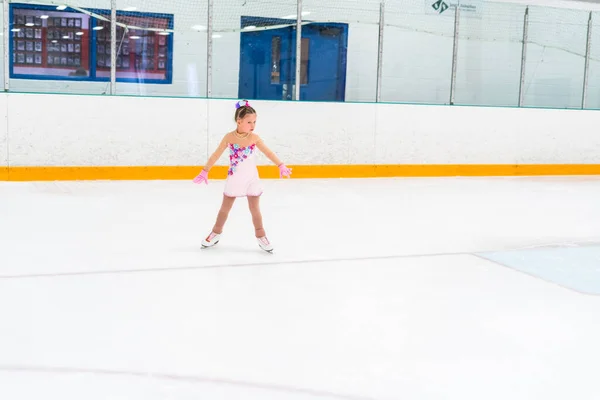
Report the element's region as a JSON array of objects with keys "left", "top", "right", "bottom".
[{"left": 235, "top": 100, "right": 250, "bottom": 109}]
